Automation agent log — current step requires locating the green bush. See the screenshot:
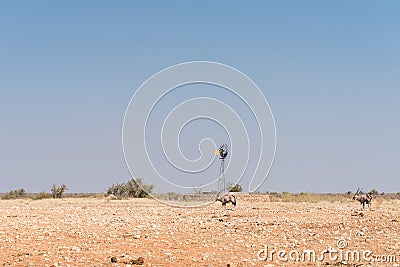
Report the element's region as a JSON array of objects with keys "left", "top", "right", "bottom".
[
  {"left": 126, "top": 178, "right": 154, "bottom": 198},
  {"left": 227, "top": 183, "right": 243, "bottom": 192},
  {"left": 107, "top": 178, "right": 154, "bottom": 198},
  {"left": 106, "top": 183, "right": 127, "bottom": 197}
]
